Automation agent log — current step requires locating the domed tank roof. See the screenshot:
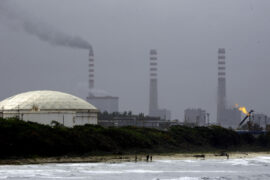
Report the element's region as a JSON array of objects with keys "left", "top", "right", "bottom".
[{"left": 0, "top": 90, "right": 98, "bottom": 111}]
